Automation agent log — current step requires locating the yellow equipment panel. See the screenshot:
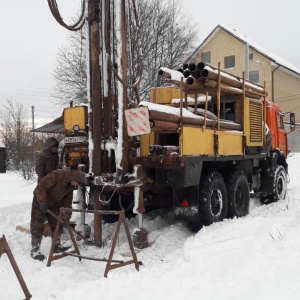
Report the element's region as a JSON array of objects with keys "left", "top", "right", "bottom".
[
  {"left": 218, "top": 130, "right": 243, "bottom": 155},
  {"left": 181, "top": 126, "right": 243, "bottom": 156},
  {"left": 181, "top": 127, "right": 215, "bottom": 155},
  {"left": 243, "top": 98, "right": 264, "bottom": 147},
  {"left": 64, "top": 106, "right": 87, "bottom": 132},
  {"left": 140, "top": 132, "right": 155, "bottom": 156},
  {"left": 150, "top": 87, "right": 182, "bottom": 104}
]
